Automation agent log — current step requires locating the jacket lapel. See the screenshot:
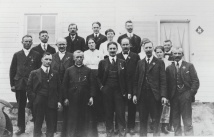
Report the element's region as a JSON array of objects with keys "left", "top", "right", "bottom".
[
  {"left": 54, "top": 52, "right": 61, "bottom": 64},
  {"left": 62, "top": 52, "right": 71, "bottom": 64},
  {"left": 37, "top": 68, "right": 42, "bottom": 83},
  {"left": 148, "top": 57, "right": 157, "bottom": 72},
  {"left": 180, "top": 61, "right": 185, "bottom": 82}
]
